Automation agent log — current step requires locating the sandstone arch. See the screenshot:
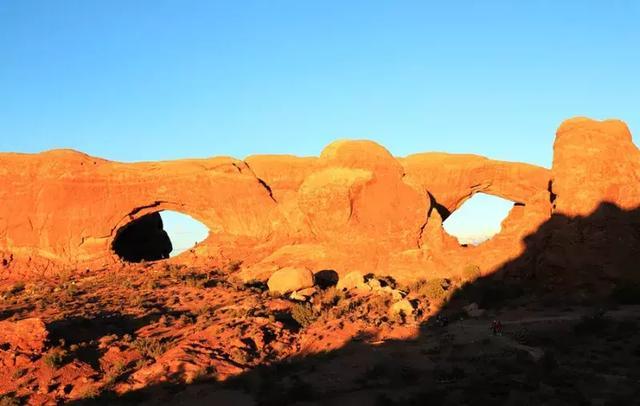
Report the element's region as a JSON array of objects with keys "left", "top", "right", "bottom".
[
  {"left": 399, "top": 152, "right": 548, "bottom": 212},
  {"left": 1, "top": 117, "right": 636, "bottom": 284},
  {"left": 110, "top": 209, "right": 210, "bottom": 263},
  {"left": 442, "top": 193, "right": 517, "bottom": 245}
]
